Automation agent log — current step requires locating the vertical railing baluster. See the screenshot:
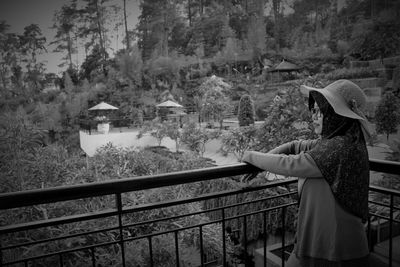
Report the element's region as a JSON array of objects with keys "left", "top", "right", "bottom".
[
  {"left": 222, "top": 208, "right": 226, "bottom": 267},
  {"left": 199, "top": 226, "right": 204, "bottom": 267},
  {"left": 281, "top": 207, "right": 286, "bottom": 267},
  {"left": 263, "top": 212, "right": 267, "bottom": 267},
  {"left": 148, "top": 236, "right": 154, "bottom": 267},
  {"left": 59, "top": 253, "right": 63, "bottom": 267},
  {"left": 0, "top": 239, "right": 3, "bottom": 267},
  {"left": 24, "top": 260, "right": 29, "bottom": 267},
  {"left": 244, "top": 215, "right": 248, "bottom": 265},
  {"left": 91, "top": 247, "right": 96, "bottom": 267},
  {"left": 389, "top": 194, "right": 393, "bottom": 267},
  {"left": 116, "top": 193, "right": 126, "bottom": 267},
  {"left": 174, "top": 231, "right": 180, "bottom": 267}
]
